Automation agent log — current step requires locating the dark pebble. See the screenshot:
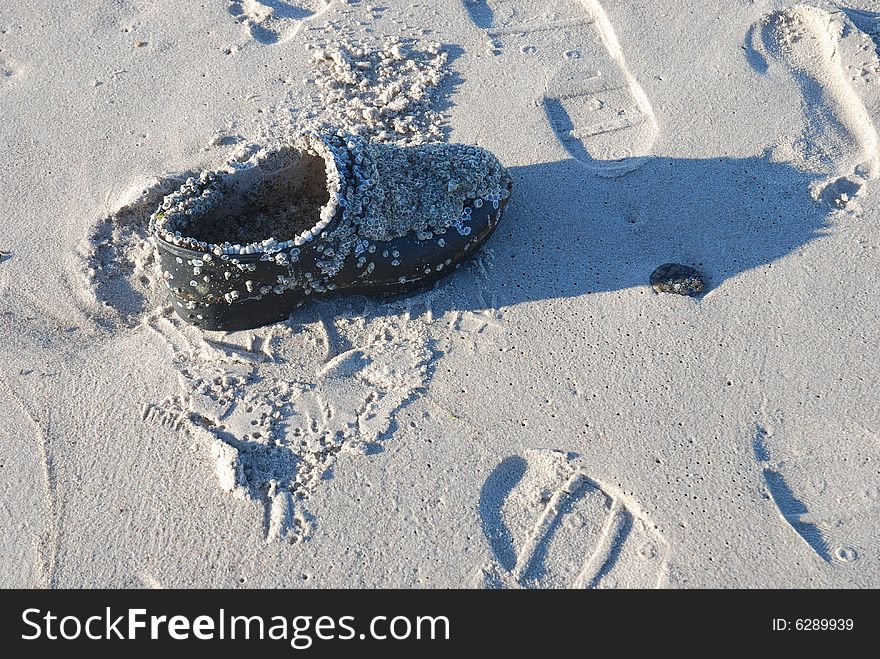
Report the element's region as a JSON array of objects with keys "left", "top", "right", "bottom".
[{"left": 650, "top": 263, "right": 705, "bottom": 296}]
